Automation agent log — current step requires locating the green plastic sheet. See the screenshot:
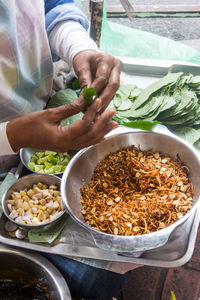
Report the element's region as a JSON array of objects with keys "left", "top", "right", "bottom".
[
  {"left": 100, "top": 18, "right": 200, "bottom": 64},
  {"left": 77, "top": 1, "right": 200, "bottom": 64}
]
